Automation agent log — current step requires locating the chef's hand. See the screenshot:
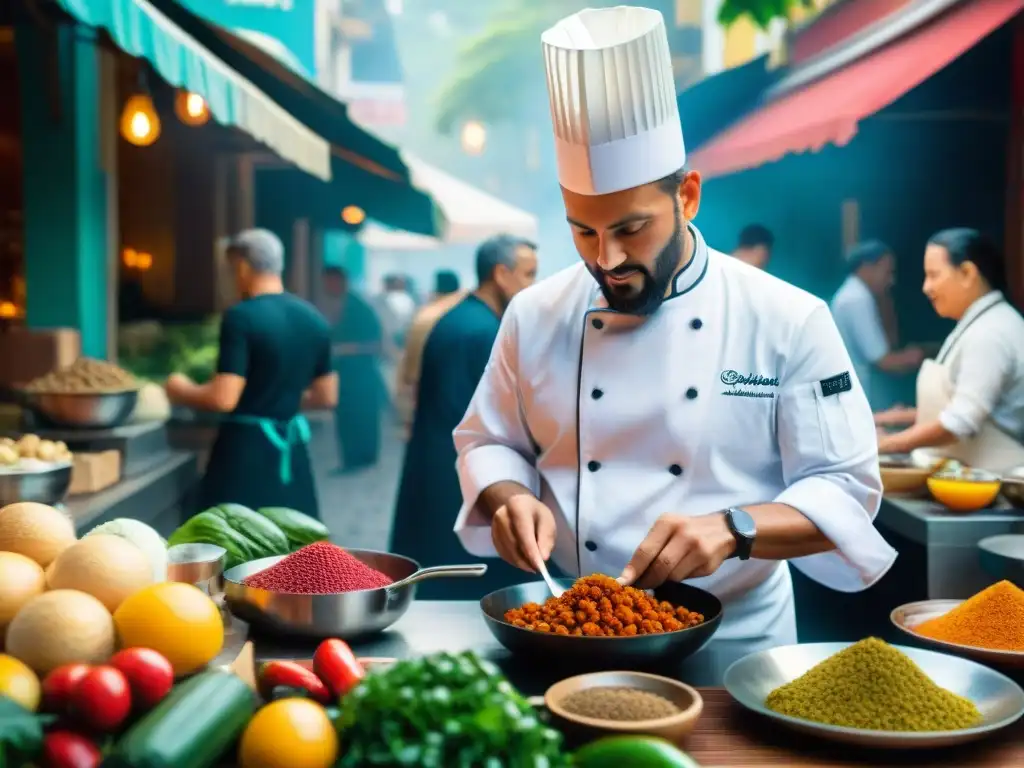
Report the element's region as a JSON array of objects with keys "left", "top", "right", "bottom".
[
  {"left": 618, "top": 513, "right": 736, "bottom": 589},
  {"left": 491, "top": 494, "right": 557, "bottom": 573}
]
